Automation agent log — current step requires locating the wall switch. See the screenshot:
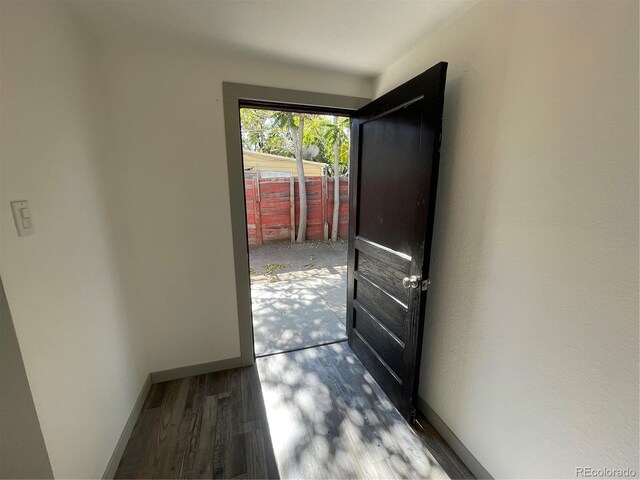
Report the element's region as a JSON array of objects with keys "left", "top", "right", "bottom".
[{"left": 11, "top": 201, "right": 34, "bottom": 237}]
